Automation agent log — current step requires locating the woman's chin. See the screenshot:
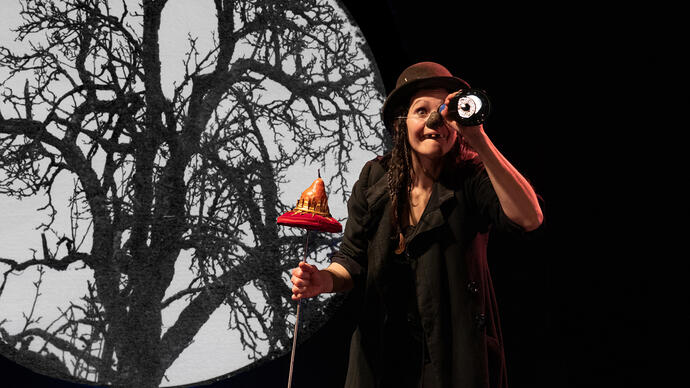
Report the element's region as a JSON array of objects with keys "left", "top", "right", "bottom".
[
  {"left": 416, "top": 140, "right": 443, "bottom": 158},
  {"left": 415, "top": 147, "right": 446, "bottom": 160}
]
